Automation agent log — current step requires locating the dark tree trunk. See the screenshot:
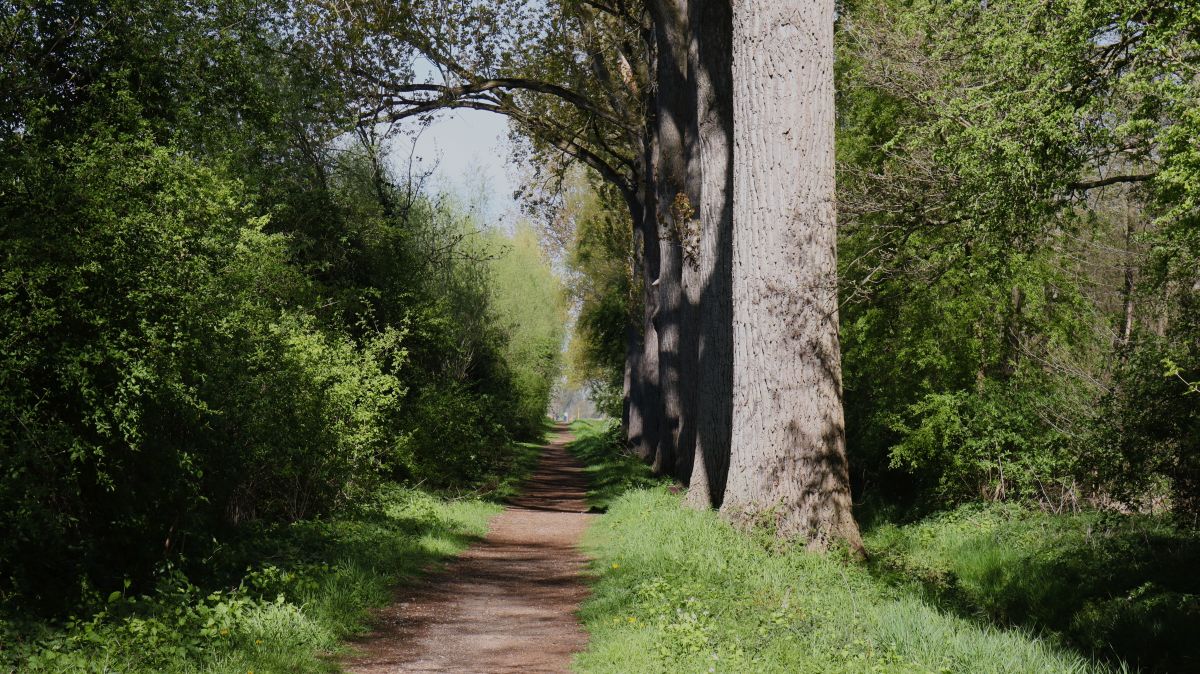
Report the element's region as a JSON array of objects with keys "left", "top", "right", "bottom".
[
  {"left": 647, "top": 0, "right": 690, "bottom": 477},
  {"left": 675, "top": 0, "right": 703, "bottom": 486},
  {"left": 631, "top": 125, "right": 663, "bottom": 462},
  {"left": 622, "top": 329, "right": 637, "bottom": 436},
  {"left": 683, "top": 0, "right": 734, "bottom": 509},
  {"left": 624, "top": 206, "right": 646, "bottom": 448}
]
